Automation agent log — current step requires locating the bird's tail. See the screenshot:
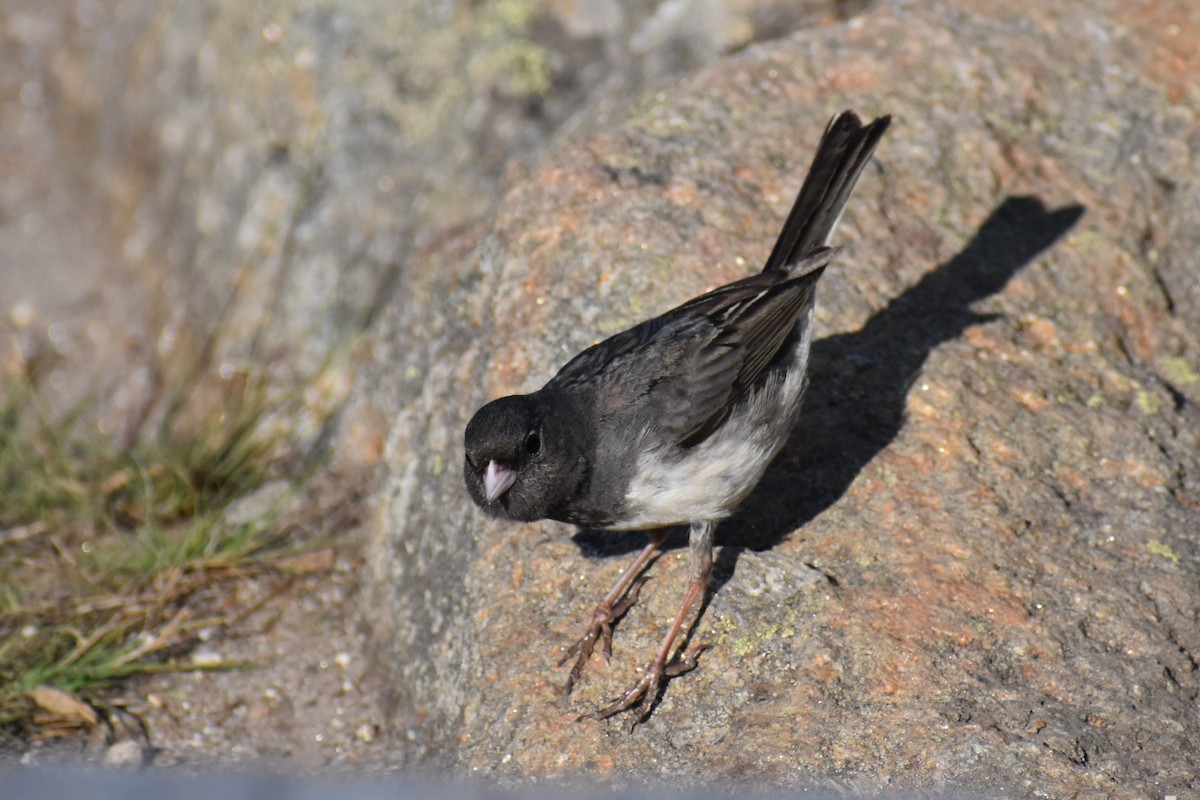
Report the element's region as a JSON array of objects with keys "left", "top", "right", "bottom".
[{"left": 761, "top": 111, "right": 891, "bottom": 274}]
